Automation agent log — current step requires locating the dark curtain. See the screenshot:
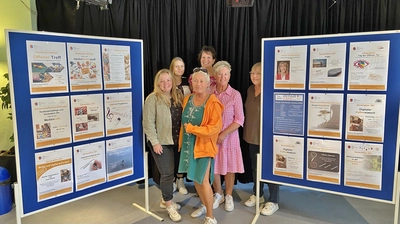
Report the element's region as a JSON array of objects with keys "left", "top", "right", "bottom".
[{"left": 36, "top": 0, "right": 400, "bottom": 184}]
